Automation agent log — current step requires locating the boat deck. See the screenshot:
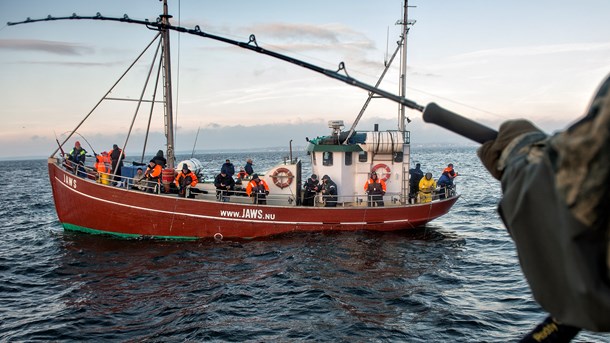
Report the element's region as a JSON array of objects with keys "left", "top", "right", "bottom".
[{"left": 59, "top": 159, "right": 457, "bottom": 208}]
